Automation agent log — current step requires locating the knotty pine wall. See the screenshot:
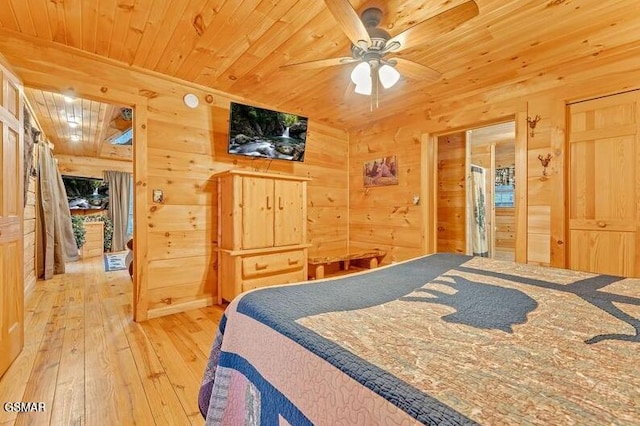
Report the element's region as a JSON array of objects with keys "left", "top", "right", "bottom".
[
  {"left": 23, "top": 100, "right": 44, "bottom": 296},
  {"left": 436, "top": 132, "right": 466, "bottom": 255},
  {"left": 349, "top": 57, "right": 640, "bottom": 268},
  {"left": 23, "top": 148, "right": 37, "bottom": 295},
  {"left": 349, "top": 125, "right": 427, "bottom": 262},
  {"left": 57, "top": 155, "right": 132, "bottom": 179},
  {"left": 0, "top": 34, "right": 348, "bottom": 321}
]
